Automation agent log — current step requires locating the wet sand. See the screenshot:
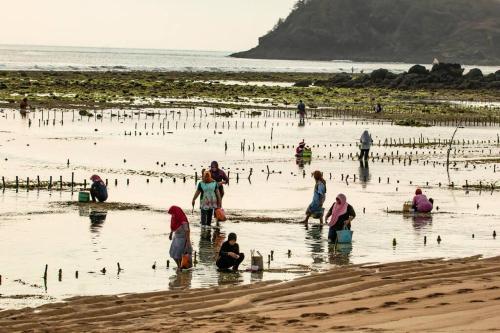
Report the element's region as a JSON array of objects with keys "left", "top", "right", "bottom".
[{"left": 1, "top": 256, "right": 500, "bottom": 332}]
